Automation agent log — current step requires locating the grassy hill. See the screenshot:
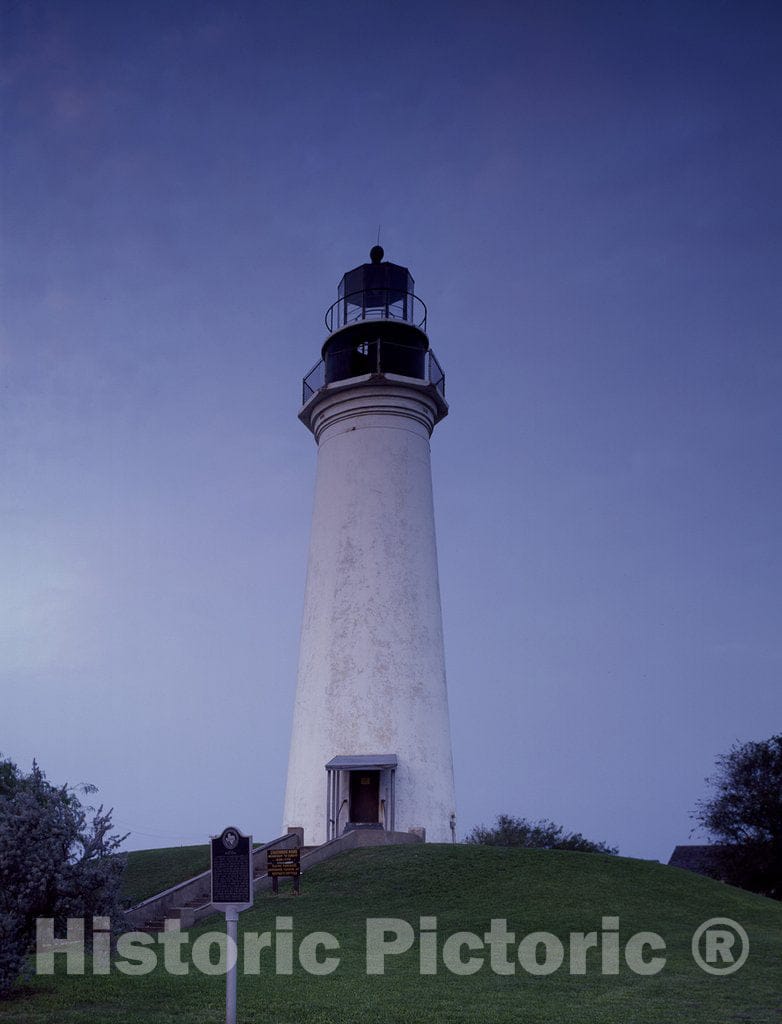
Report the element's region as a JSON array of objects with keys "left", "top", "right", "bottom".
[
  {"left": 120, "top": 844, "right": 211, "bottom": 906},
  {"left": 4, "top": 844, "right": 780, "bottom": 1023}
]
